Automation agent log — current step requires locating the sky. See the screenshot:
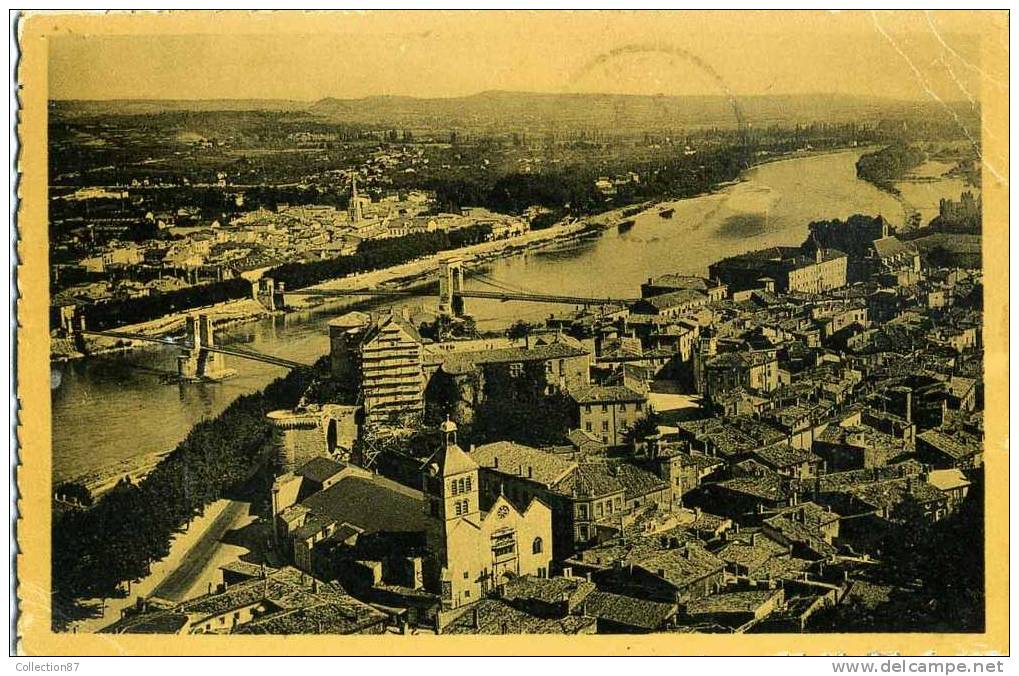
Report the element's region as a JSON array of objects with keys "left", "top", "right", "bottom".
[{"left": 46, "top": 10, "right": 999, "bottom": 102}]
